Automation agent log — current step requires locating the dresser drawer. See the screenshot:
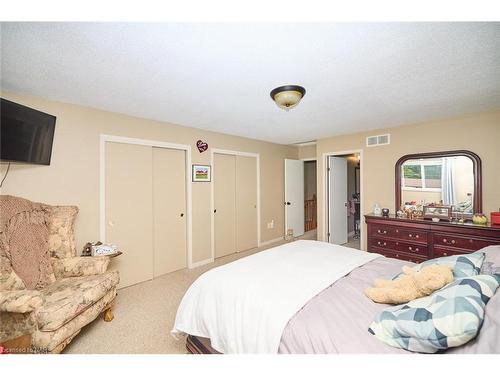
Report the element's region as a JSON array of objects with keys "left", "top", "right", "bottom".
[
  {"left": 371, "top": 224, "right": 397, "bottom": 238},
  {"left": 395, "top": 242, "right": 429, "bottom": 257},
  {"left": 394, "top": 228, "right": 428, "bottom": 244},
  {"left": 433, "top": 233, "right": 500, "bottom": 252},
  {"left": 369, "top": 248, "right": 426, "bottom": 264},
  {"left": 432, "top": 246, "right": 472, "bottom": 258},
  {"left": 369, "top": 237, "right": 397, "bottom": 251}
]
